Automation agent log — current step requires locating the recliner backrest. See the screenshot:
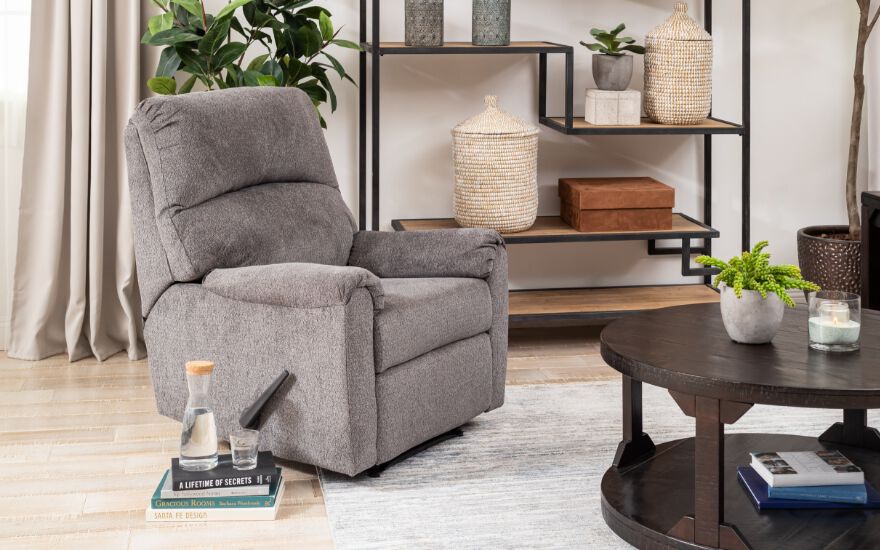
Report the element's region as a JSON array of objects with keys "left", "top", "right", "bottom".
[{"left": 125, "top": 87, "right": 356, "bottom": 317}]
